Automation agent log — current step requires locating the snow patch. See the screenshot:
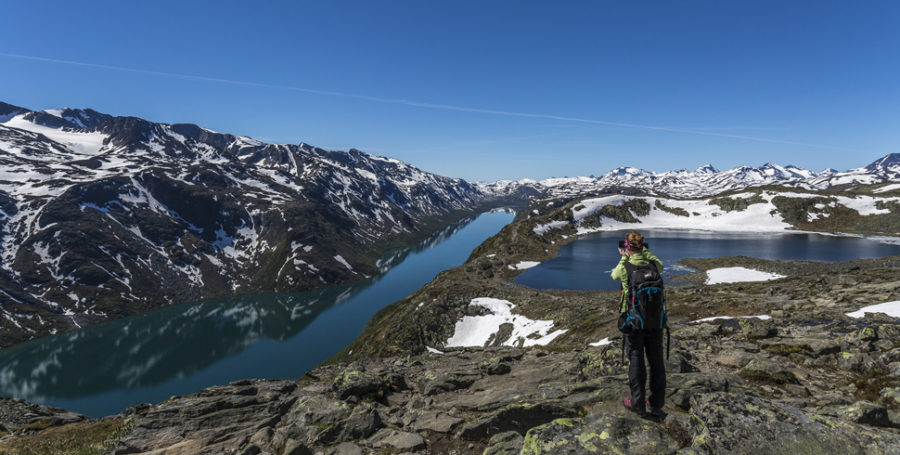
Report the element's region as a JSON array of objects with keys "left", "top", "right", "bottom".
[
  {"left": 426, "top": 346, "right": 444, "bottom": 355},
  {"left": 334, "top": 255, "right": 353, "bottom": 271},
  {"left": 705, "top": 267, "right": 786, "bottom": 285},
  {"left": 846, "top": 301, "right": 900, "bottom": 319},
  {"left": 691, "top": 315, "right": 772, "bottom": 323},
  {"left": 446, "top": 298, "right": 567, "bottom": 348},
  {"left": 533, "top": 221, "right": 568, "bottom": 236},
  {"left": 589, "top": 337, "right": 612, "bottom": 347},
  {"left": 509, "top": 261, "right": 540, "bottom": 270},
  {"left": 873, "top": 183, "right": 900, "bottom": 194}
]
